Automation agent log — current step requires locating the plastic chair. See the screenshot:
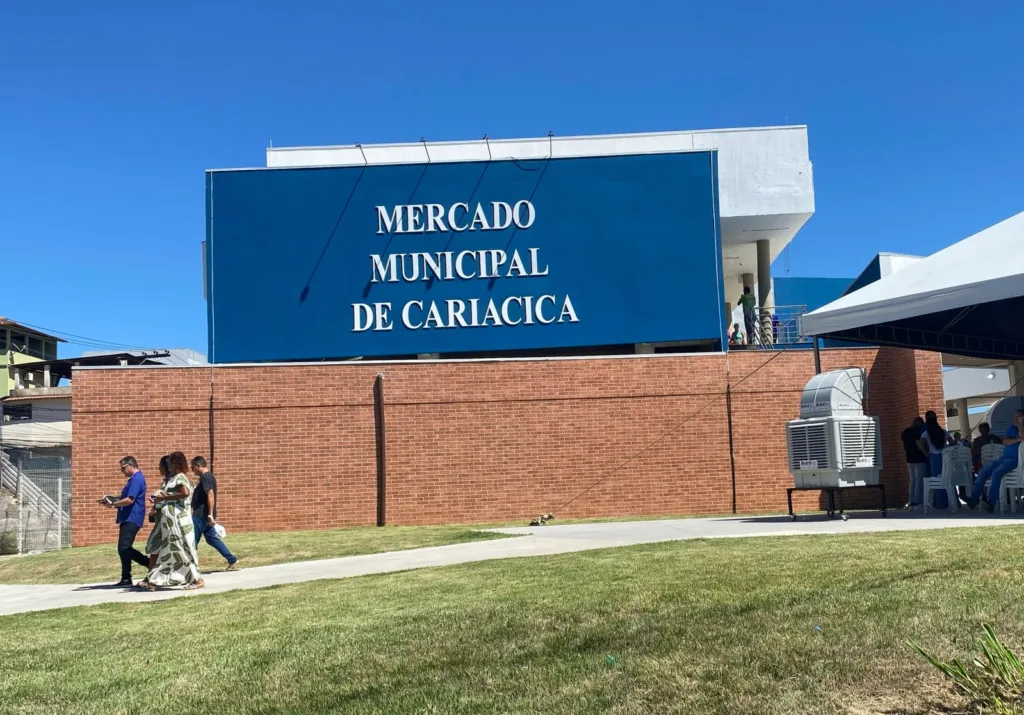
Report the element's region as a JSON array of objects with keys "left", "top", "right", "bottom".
[
  {"left": 945, "top": 446, "right": 972, "bottom": 506},
  {"left": 981, "top": 443, "right": 1004, "bottom": 466},
  {"left": 923, "top": 446, "right": 970, "bottom": 514},
  {"left": 998, "top": 443, "right": 1024, "bottom": 514}
]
